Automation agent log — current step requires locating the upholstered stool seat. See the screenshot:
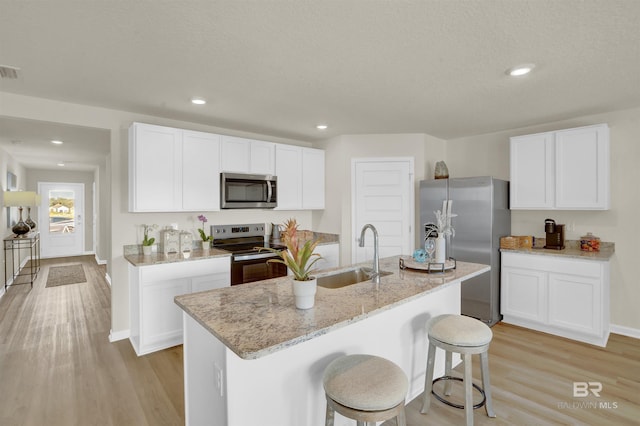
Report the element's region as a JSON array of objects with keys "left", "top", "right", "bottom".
[
  {"left": 421, "top": 314, "right": 496, "bottom": 426},
  {"left": 323, "top": 354, "right": 408, "bottom": 426}
]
